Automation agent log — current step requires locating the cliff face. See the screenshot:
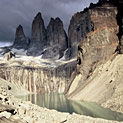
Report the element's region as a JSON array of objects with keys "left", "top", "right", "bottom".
[
  {"left": 66, "top": 1, "right": 119, "bottom": 99},
  {"left": 13, "top": 25, "right": 30, "bottom": 49},
  {"left": 26, "top": 13, "right": 68, "bottom": 59},
  {"left": 27, "top": 12, "right": 47, "bottom": 56},
  {"left": 0, "top": 59, "right": 76, "bottom": 94},
  {"left": 42, "top": 17, "right": 68, "bottom": 59},
  {"left": 68, "top": 11, "right": 92, "bottom": 58},
  {"left": 117, "top": 1, "right": 123, "bottom": 53},
  {"left": 67, "top": 54, "right": 123, "bottom": 112},
  {"left": 68, "top": 0, "right": 118, "bottom": 58}
]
